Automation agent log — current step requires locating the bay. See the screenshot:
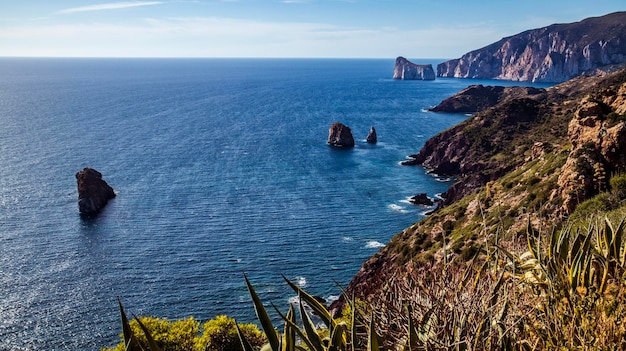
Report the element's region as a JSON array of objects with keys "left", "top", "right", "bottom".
[{"left": 0, "top": 58, "right": 543, "bottom": 349}]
